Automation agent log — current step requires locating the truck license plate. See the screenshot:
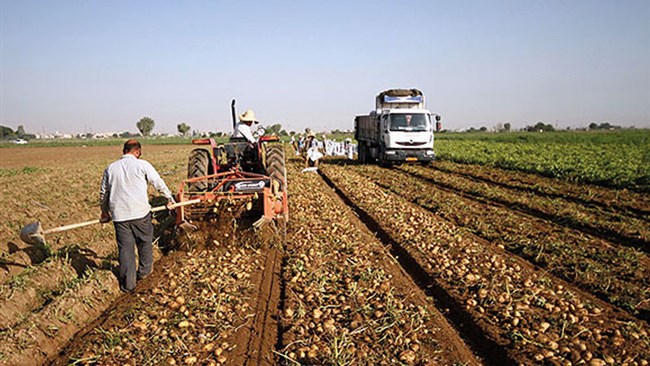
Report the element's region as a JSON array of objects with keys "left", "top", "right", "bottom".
[{"left": 406, "top": 157, "right": 417, "bottom": 162}]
